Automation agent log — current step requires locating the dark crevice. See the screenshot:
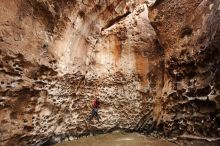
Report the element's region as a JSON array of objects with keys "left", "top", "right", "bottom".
[
  {"left": 102, "top": 11, "right": 131, "bottom": 31},
  {"left": 185, "top": 85, "right": 212, "bottom": 97},
  {"left": 180, "top": 25, "right": 193, "bottom": 38}
]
